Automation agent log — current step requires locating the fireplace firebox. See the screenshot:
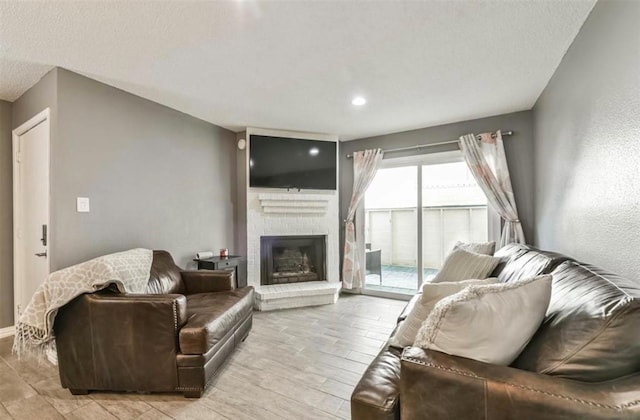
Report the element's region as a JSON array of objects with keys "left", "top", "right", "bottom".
[{"left": 260, "top": 235, "right": 326, "bottom": 285}]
